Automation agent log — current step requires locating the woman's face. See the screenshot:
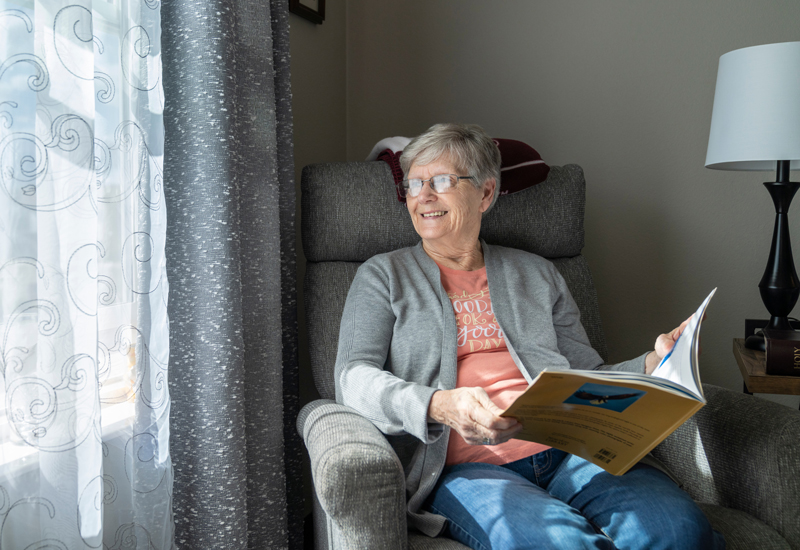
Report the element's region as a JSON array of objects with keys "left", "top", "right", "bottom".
[{"left": 405, "top": 158, "right": 494, "bottom": 252}]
